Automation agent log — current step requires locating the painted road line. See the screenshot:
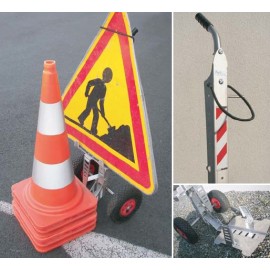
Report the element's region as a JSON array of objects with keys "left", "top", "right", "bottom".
[
  {"left": 0, "top": 201, "right": 13, "bottom": 215},
  {"left": 0, "top": 201, "right": 168, "bottom": 258},
  {"left": 63, "top": 233, "right": 169, "bottom": 258}
]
